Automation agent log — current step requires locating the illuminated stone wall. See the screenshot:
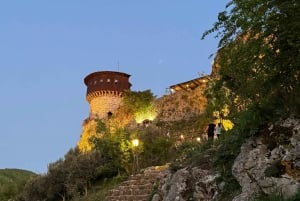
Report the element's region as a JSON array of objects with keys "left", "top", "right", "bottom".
[
  {"left": 156, "top": 79, "right": 208, "bottom": 122},
  {"left": 89, "top": 93, "right": 122, "bottom": 119},
  {"left": 156, "top": 55, "right": 220, "bottom": 122}
]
